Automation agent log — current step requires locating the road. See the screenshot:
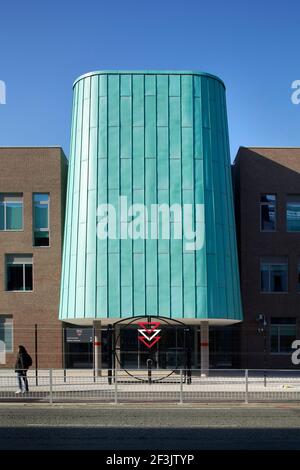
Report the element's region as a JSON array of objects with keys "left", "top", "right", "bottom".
[{"left": 0, "top": 403, "right": 300, "bottom": 449}]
